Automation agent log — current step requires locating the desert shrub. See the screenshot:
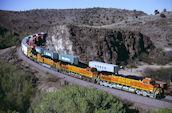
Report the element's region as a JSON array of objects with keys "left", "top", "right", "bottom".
[
  {"left": 139, "top": 50, "right": 172, "bottom": 65},
  {"left": 0, "top": 62, "right": 36, "bottom": 113},
  {"left": 154, "top": 10, "right": 160, "bottom": 15},
  {"left": 33, "top": 85, "right": 127, "bottom": 113},
  {"left": 0, "top": 27, "right": 19, "bottom": 49},
  {"left": 138, "top": 53, "right": 152, "bottom": 64},
  {"left": 127, "top": 63, "right": 137, "bottom": 72},
  {"left": 127, "top": 63, "right": 137, "bottom": 68},
  {"left": 163, "top": 8, "right": 167, "bottom": 12},
  {"left": 160, "top": 13, "right": 166, "bottom": 18},
  {"left": 153, "top": 51, "right": 172, "bottom": 65},
  {"left": 143, "top": 67, "right": 172, "bottom": 82},
  {"left": 152, "top": 107, "right": 172, "bottom": 113}
]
